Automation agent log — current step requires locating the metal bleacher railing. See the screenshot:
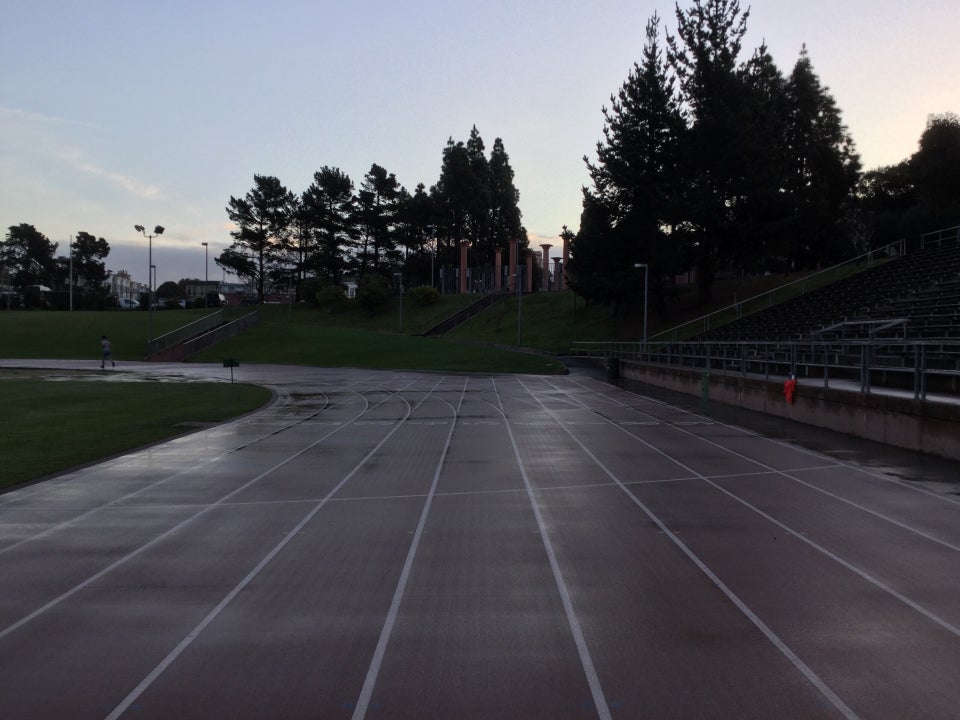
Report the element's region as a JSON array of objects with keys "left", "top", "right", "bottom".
[
  {"left": 568, "top": 338, "right": 960, "bottom": 401},
  {"left": 646, "top": 238, "right": 909, "bottom": 343},
  {"left": 569, "top": 226, "right": 960, "bottom": 401}
]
